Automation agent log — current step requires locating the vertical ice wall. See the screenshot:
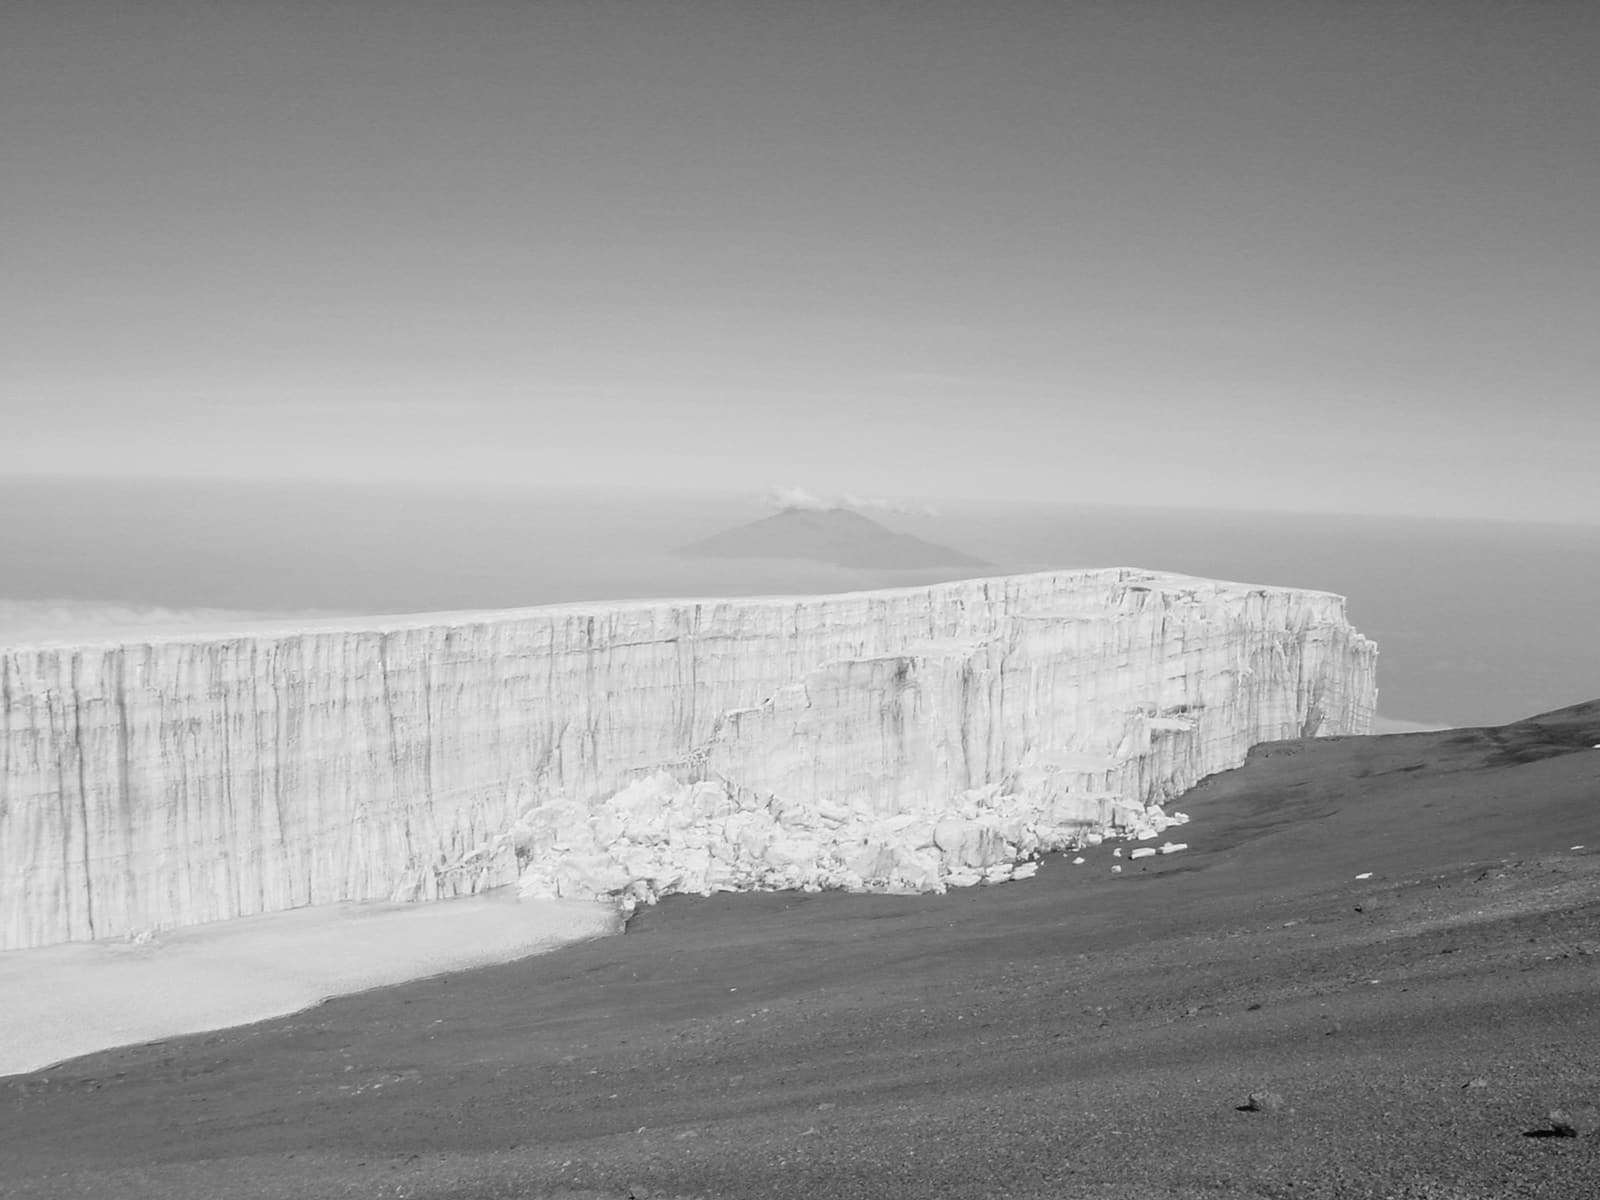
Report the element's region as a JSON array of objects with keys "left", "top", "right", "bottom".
[{"left": 0, "top": 569, "right": 1376, "bottom": 949}]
